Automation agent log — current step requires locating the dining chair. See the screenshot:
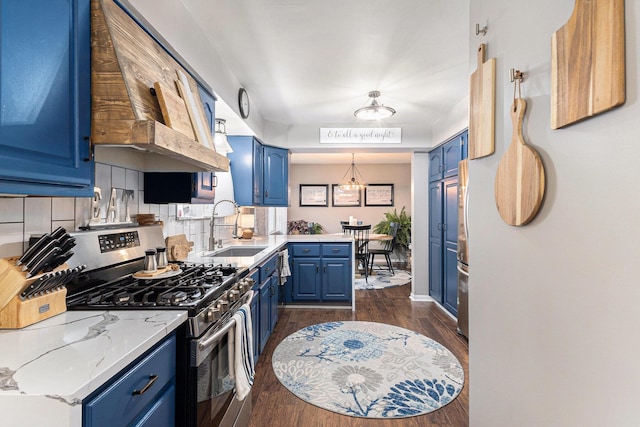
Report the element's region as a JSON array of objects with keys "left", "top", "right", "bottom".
[
  {"left": 369, "top": 222, "right": 399, "bottom": 275},
  {"left": 342, "top": 224, "right": 371, "bottom": 283},
  {"left": 340, "top": 221, "right": 349, "bottom": 234}
]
